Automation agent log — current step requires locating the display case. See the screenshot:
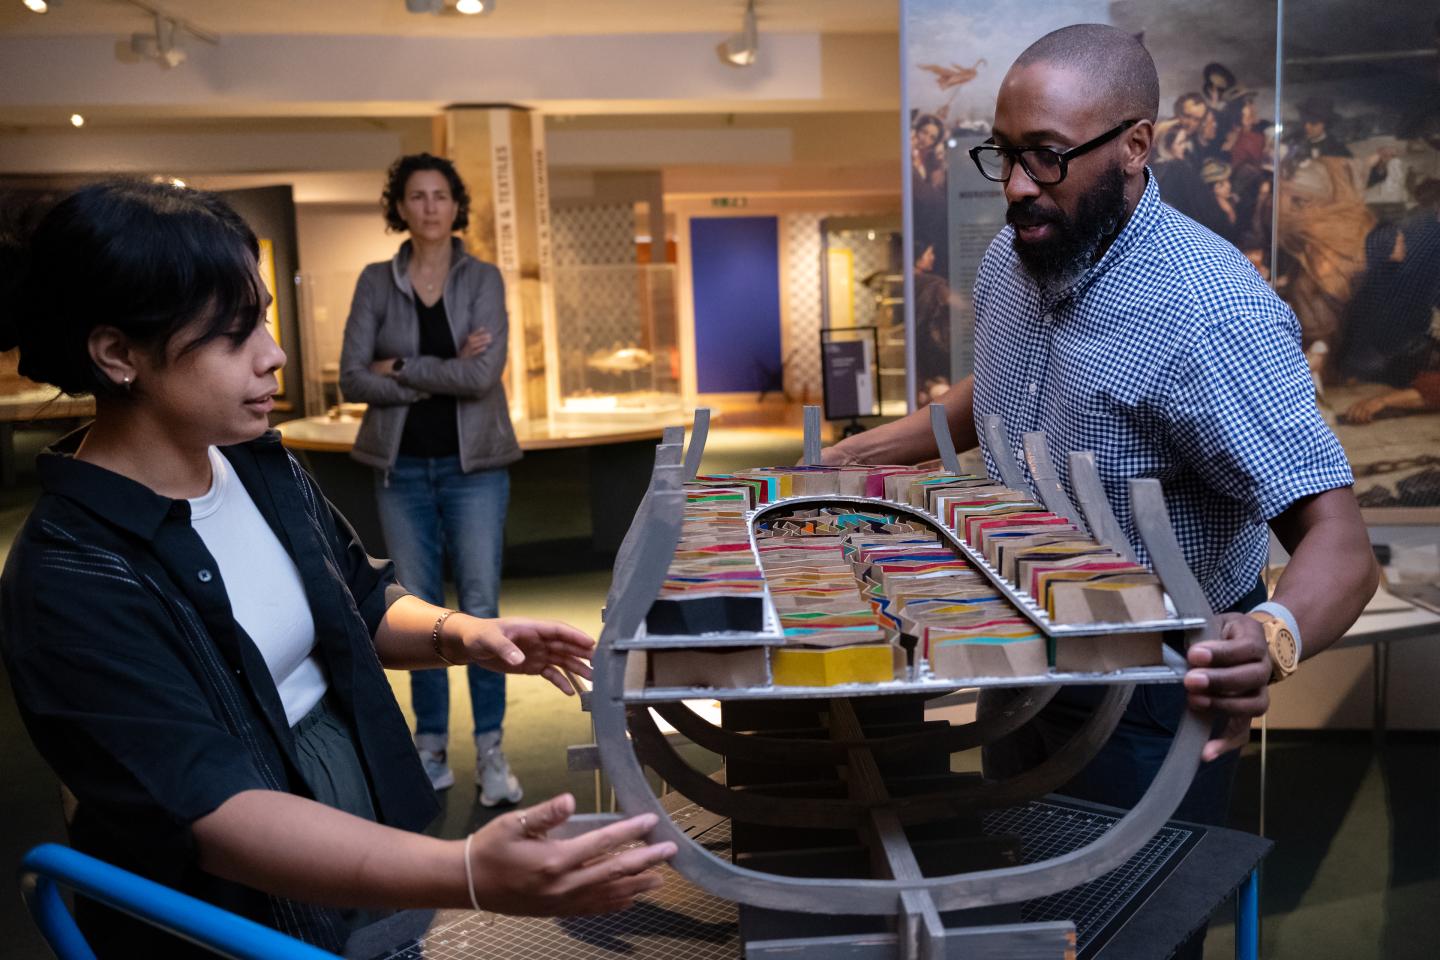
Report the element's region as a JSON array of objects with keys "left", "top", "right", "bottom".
[
  {"left": 550, "top": 263, "right": 684, "bottom": 423},
  {"left": 820, "top": 216, "right": 907, "bottom": 417}
]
